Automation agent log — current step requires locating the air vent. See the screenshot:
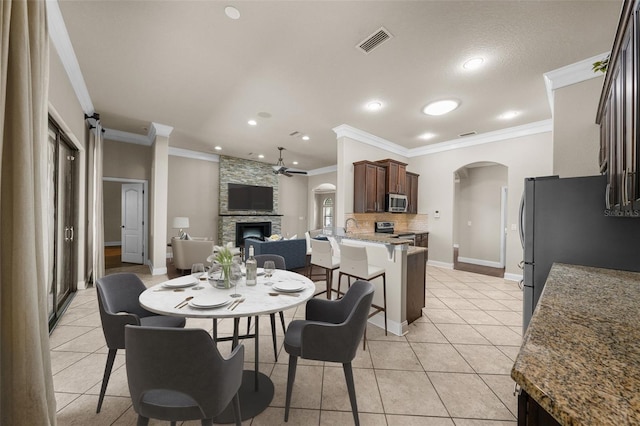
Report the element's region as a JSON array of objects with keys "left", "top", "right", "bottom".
[
  {"left": 289, "top": 131, "right": 300, "bottom": 137},
  {"left": 357, "top": 27, "right": 393, "bottom": 54},
  {"left": 458, "top": 131, "right": 477, "bottom": 137}
]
